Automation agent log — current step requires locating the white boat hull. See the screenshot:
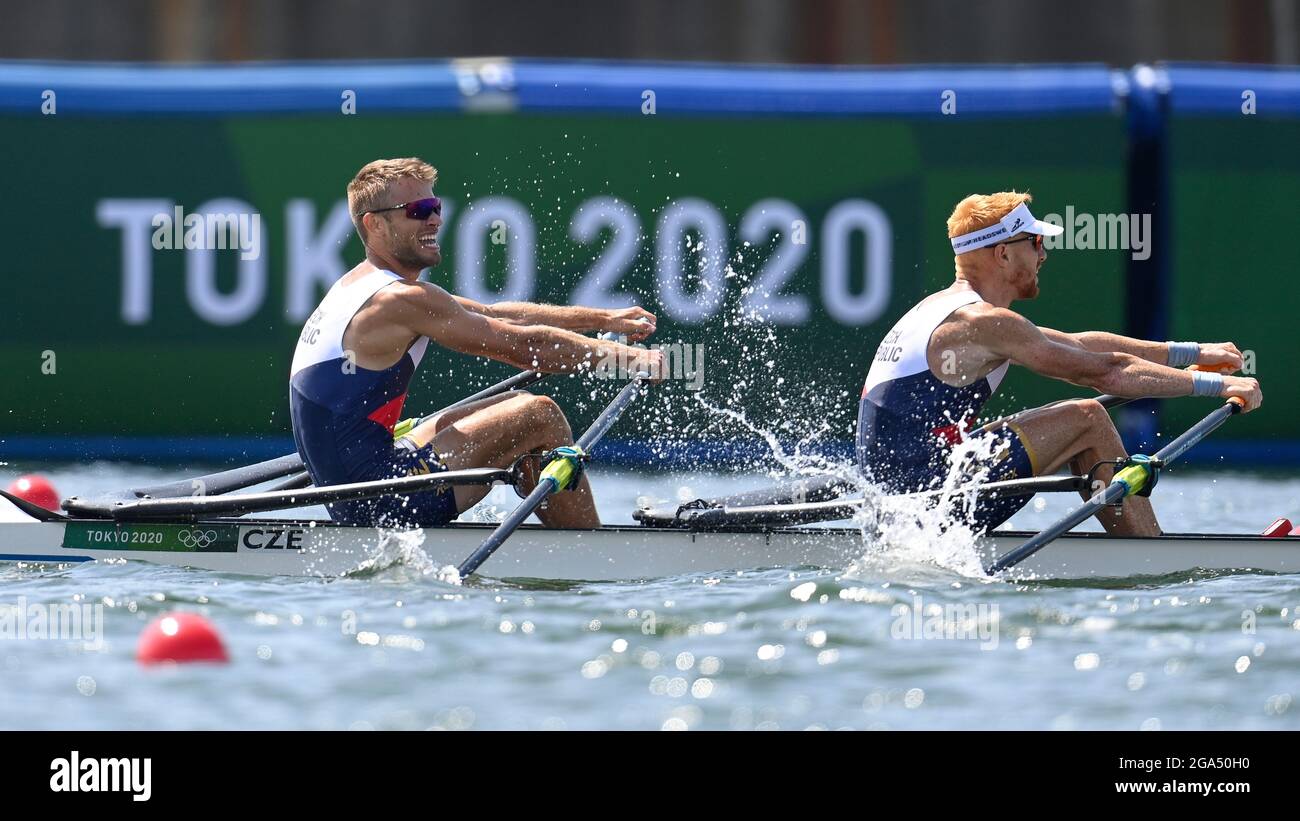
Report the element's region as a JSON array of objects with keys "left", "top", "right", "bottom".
[{"left": 1, "top": 518, "right": 1298, "bottom": 580}]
